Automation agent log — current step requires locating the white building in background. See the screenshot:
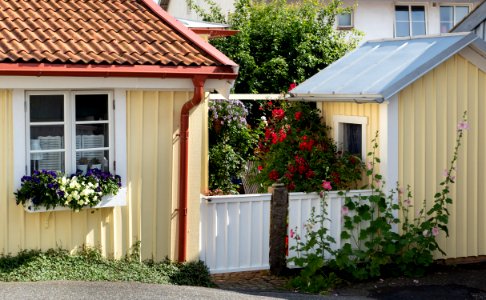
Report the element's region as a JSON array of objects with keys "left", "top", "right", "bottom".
[
  {"left": 339, "top": 0, "right": 481, "bottom": 40},
  {"left": 157, "top": 0, "right": 481, "bottom": 41}
]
